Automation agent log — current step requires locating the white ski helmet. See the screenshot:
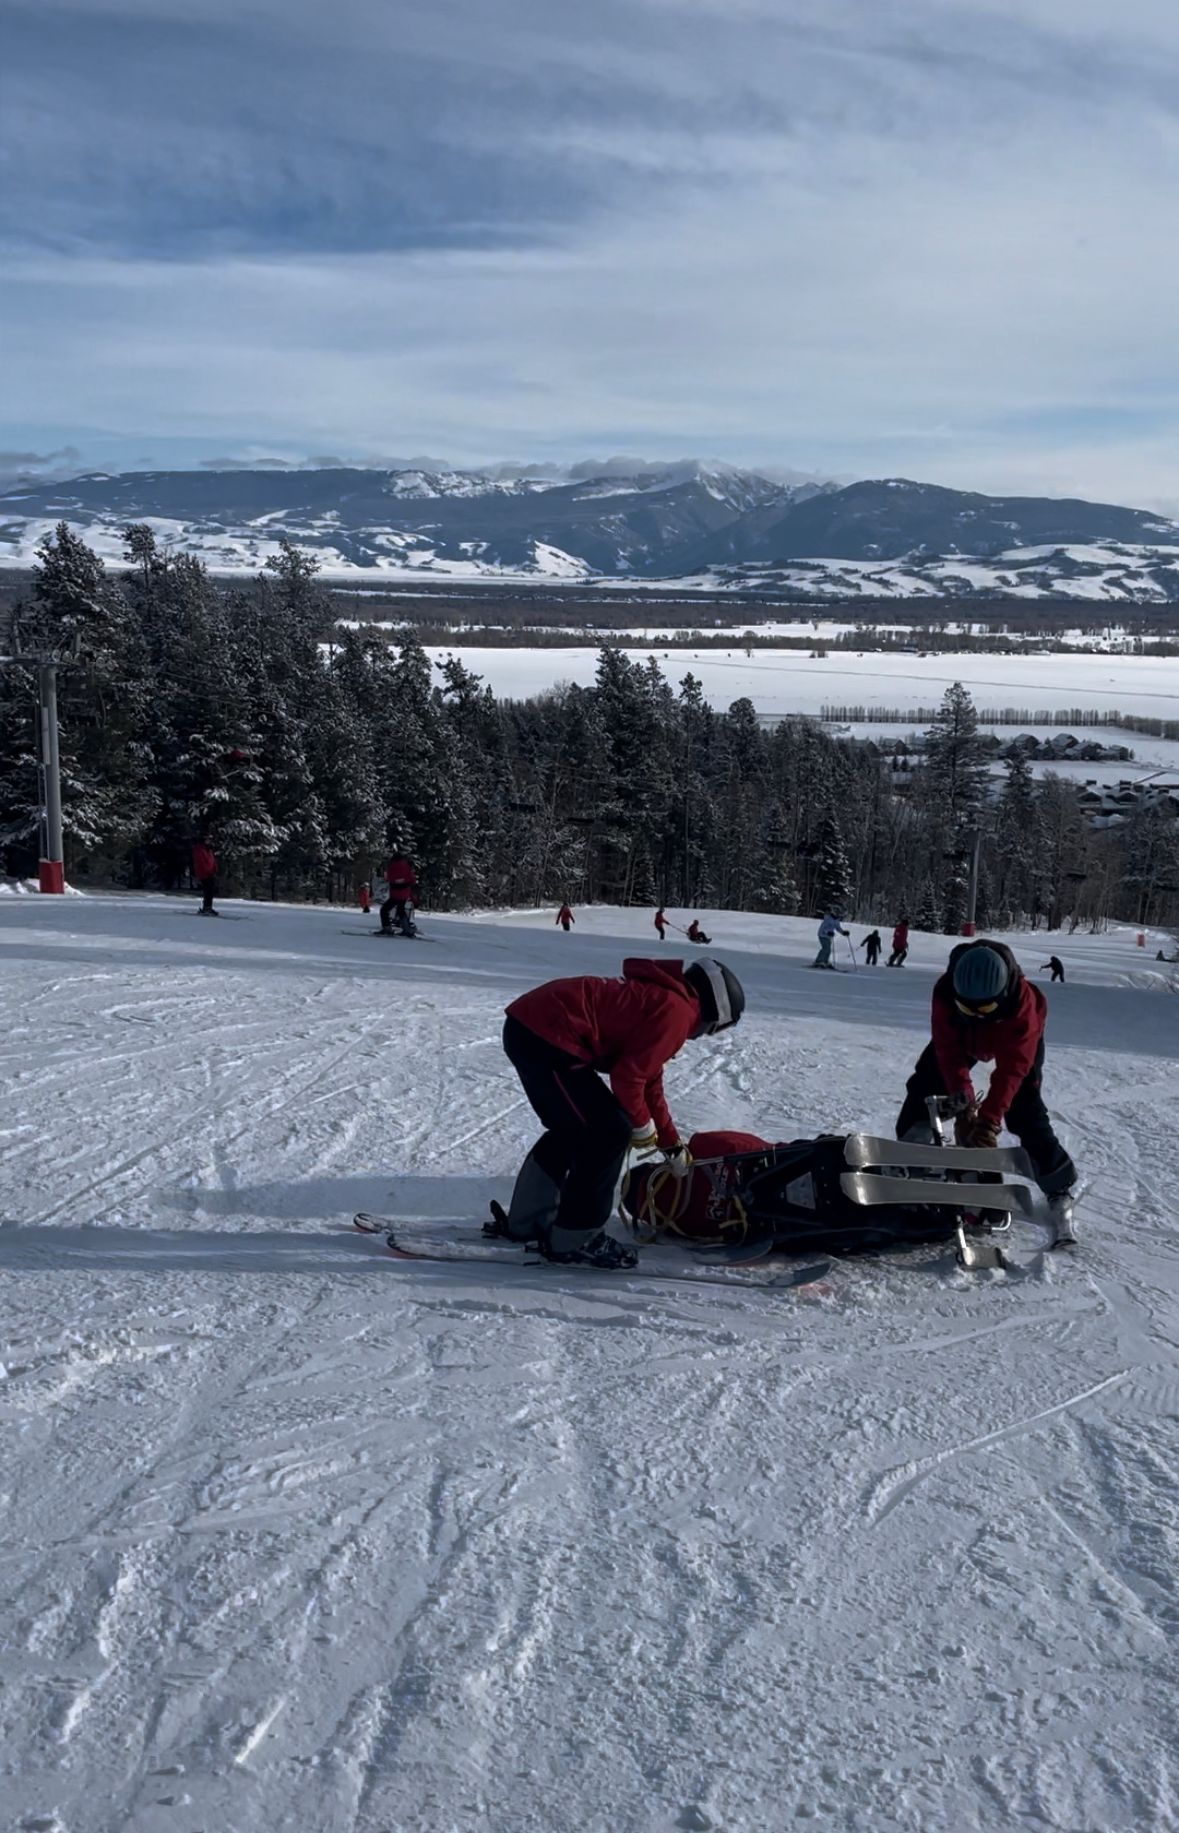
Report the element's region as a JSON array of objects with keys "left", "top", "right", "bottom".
[{"left": 685, "top": 958, "right": 746, "bottom": 1034}]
